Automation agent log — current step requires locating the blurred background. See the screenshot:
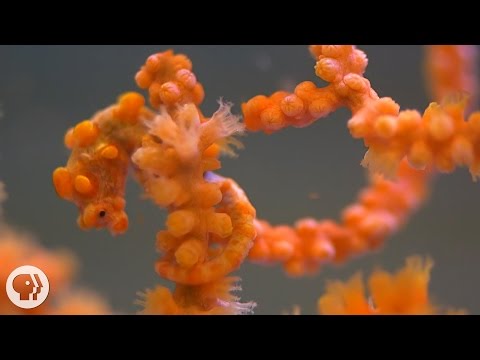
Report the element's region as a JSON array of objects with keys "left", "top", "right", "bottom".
[{"left": 0, "top": 45, "right": 478, "bottom": 314}]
